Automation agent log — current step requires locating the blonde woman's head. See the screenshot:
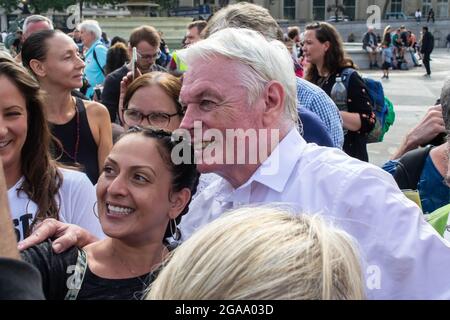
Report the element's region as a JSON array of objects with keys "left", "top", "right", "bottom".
[{"left": 147, "top": 206, "right": 365, "bottom": 300}]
